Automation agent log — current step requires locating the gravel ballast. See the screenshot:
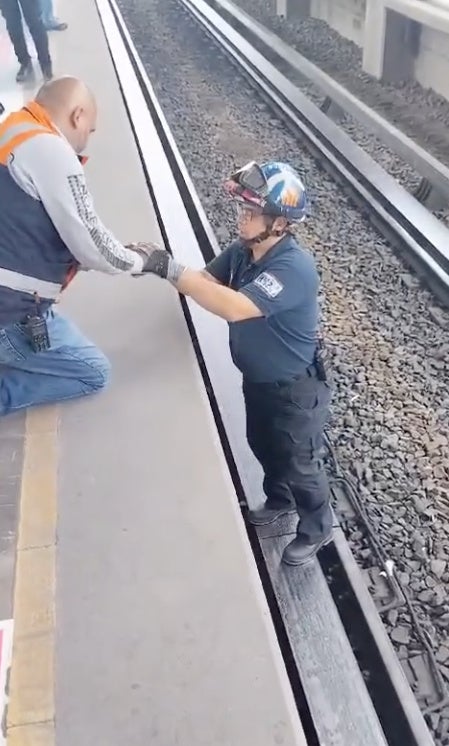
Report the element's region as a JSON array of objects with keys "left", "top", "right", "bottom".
[
  {"left": 232, "top": 0, "right": 449, "bottom": 167},
  {"left": 224, "top": 0, "right": 449, "bottom": 226}
]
